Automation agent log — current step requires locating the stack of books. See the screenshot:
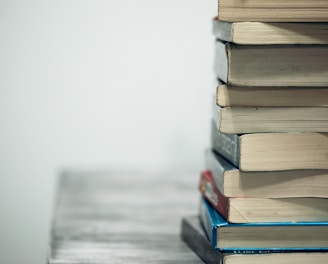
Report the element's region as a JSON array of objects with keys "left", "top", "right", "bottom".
[{"left": 181, "top": 1, "right": 328, "bottom": 263}]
